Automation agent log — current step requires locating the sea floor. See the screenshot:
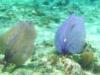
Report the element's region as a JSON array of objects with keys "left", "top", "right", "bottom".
[{"left": 0, "top": 0, "right": 100, "bottom": 75}]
